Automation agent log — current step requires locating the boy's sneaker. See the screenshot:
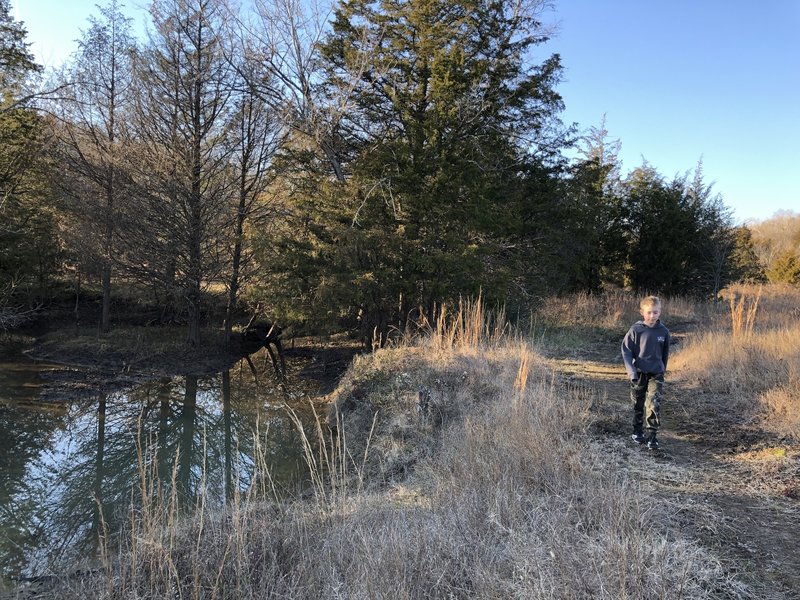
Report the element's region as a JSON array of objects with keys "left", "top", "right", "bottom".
[
  {"left": 631, "top": 432, "right": 646, "bottom": 444},
  {"left": 647, "top": 434, "right": 660, "bottom": 450}
]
